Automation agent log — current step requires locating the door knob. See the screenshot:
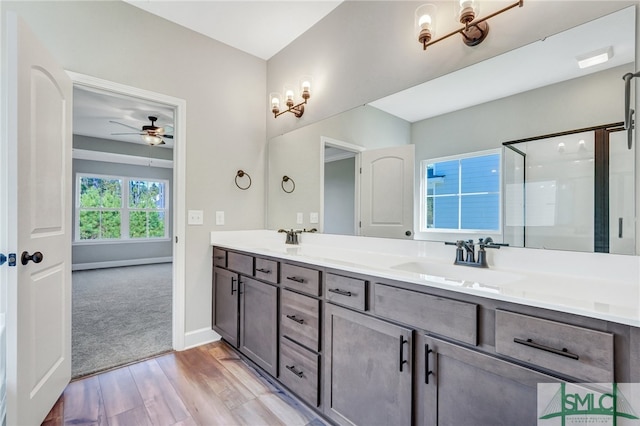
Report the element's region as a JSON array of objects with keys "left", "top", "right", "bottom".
[{"left": 21, "top": 251, "right": 43, "bottom": 265}]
